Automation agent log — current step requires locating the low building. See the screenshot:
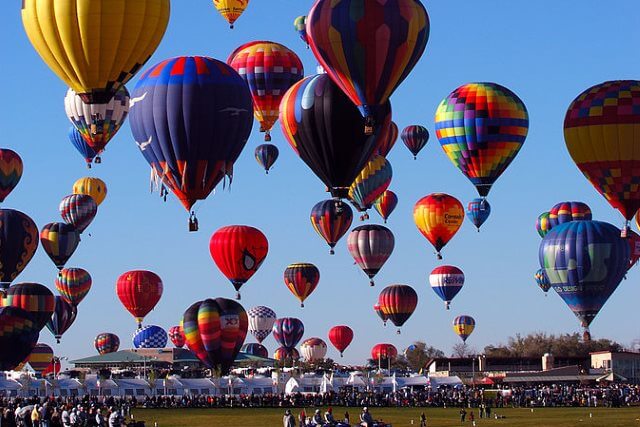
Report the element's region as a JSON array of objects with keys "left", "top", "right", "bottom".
[
  {"left": 590, "top": 351, "right": 640, "bottom": 384},
  {"left": 503, "top": 365, "right": 603, "bottom": 384}
]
